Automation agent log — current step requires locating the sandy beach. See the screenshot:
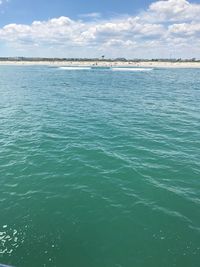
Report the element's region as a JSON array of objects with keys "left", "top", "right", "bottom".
[{"left": 1, "top": 60, "right": 200, "bottom": 68}]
